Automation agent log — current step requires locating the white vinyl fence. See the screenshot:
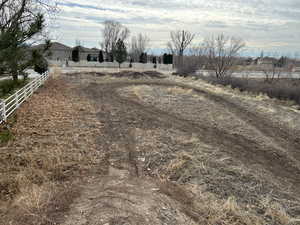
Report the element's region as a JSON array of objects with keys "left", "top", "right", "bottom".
[{"left": 0, "top": 71, "right": 50, "bottom": 123}]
